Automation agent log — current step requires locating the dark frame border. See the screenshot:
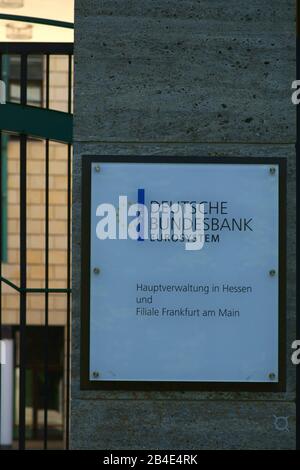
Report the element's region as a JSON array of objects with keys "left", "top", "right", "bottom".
[{"left": 81, "top": 156, "right": 287, "bottom": 392}]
